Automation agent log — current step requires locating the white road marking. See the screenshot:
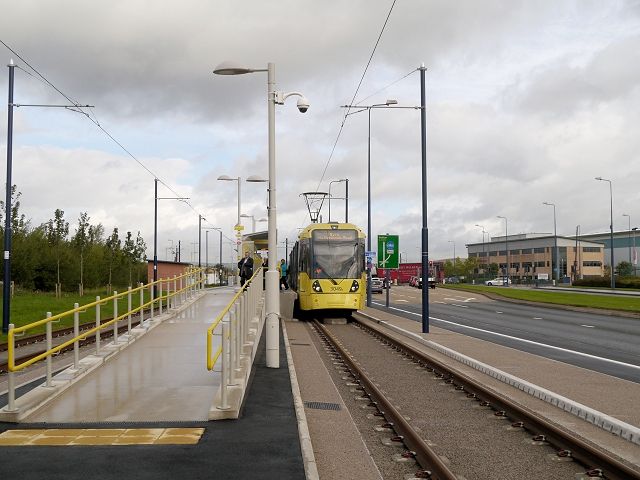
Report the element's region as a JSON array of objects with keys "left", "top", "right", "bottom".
[
  {"left": 396, "top": 299, "right": 408, "bottom": 303},
  {"left": 451, "top": 304, "right": 469, "bottom": 308},
  {"left": 533, "top": 317, "right": 543, "bottom": 320},
  {"left": 496, "top": 311, "right": 503, "bottom": 314},
  {"left": 434, "top": 301, "right": 446, "bottom": 304},
  {"left": 581, "top": 325, "right": 596, "bottom": 328},
  {"left": 373, "top": 304, "right": 640, "bottom": 371}
]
